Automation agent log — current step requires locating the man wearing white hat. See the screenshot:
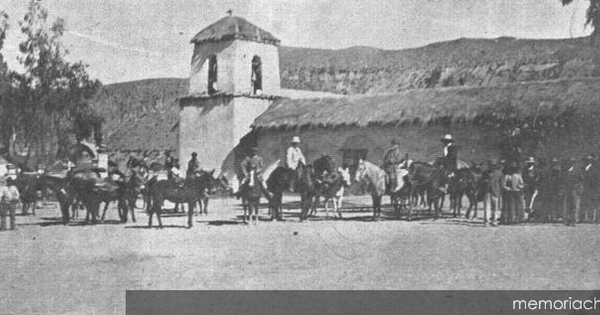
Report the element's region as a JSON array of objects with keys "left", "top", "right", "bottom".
[
  {"left": 441, "top": 134, "right": 458, "bottom": 173},
  {"left": 286, "top": 136, "right": 306, "bottom": 170},
  {"left": 286, "top": 136, "right": 306, "bottom": 192}
]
